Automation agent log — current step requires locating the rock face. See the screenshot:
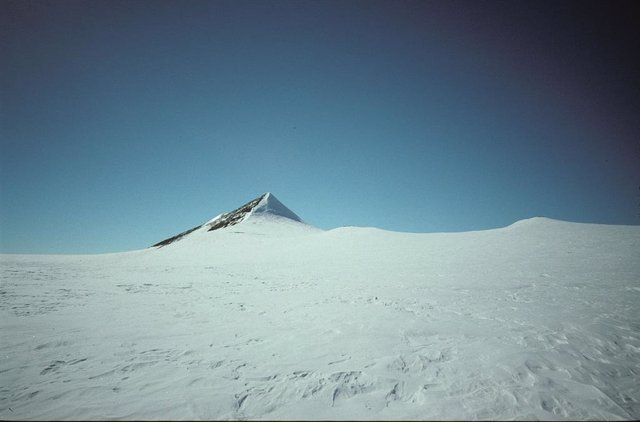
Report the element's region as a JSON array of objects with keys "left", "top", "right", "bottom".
[
  {"left": 205, "top": 194, "right": 268, "bottom": 232},
  {"left": 152, "top": 192, "right": 302, "bottom": 247},
  {"left": 151, "top": 225, "right": 201, "bottom": 248}
]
